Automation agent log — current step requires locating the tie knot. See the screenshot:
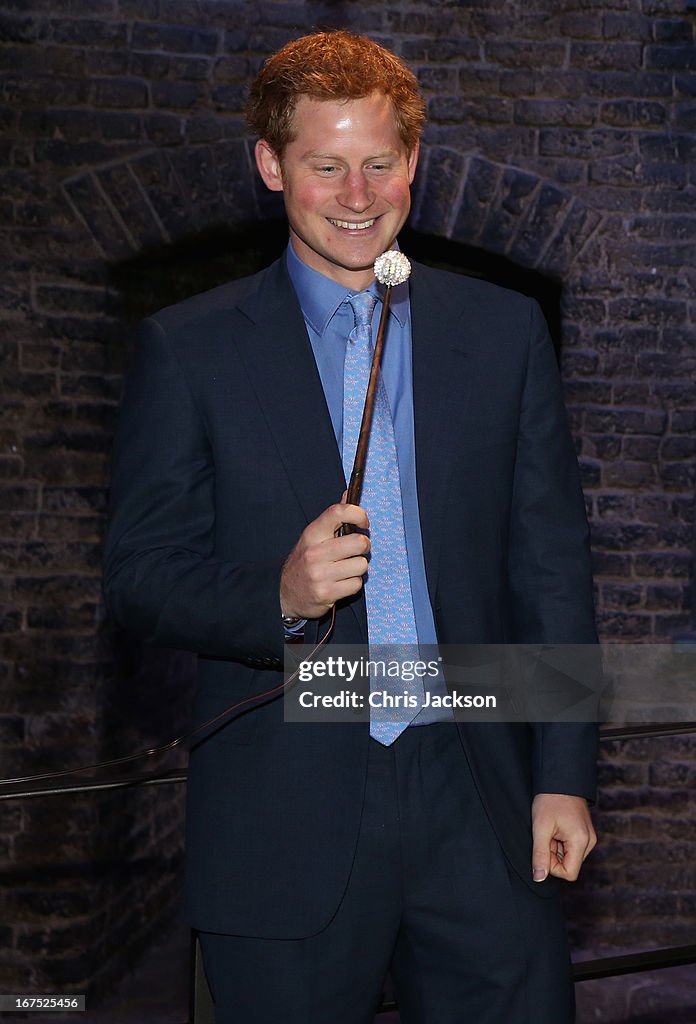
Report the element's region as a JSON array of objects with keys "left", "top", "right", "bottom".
[{"left": 348, "top": 291, "right": 377, "bottom": 329}]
